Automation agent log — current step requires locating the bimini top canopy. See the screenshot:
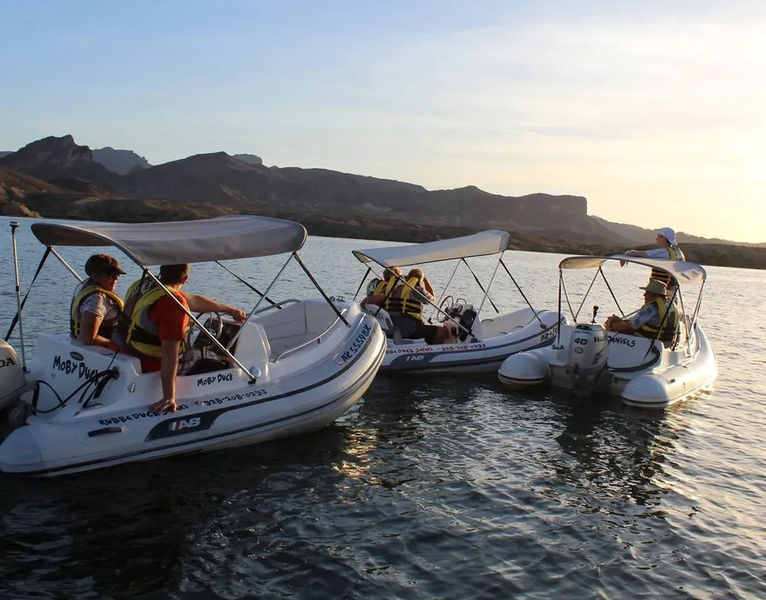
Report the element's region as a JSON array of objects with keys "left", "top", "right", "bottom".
[
  {"left": 559, "top": 255, "right": 706, "bottom": 285},
  {"left": 31, "top": 215, "right": 307, "bottom": 266},
  {"left": 353, "top": 230, "right": 511, "bottom": 268}
]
